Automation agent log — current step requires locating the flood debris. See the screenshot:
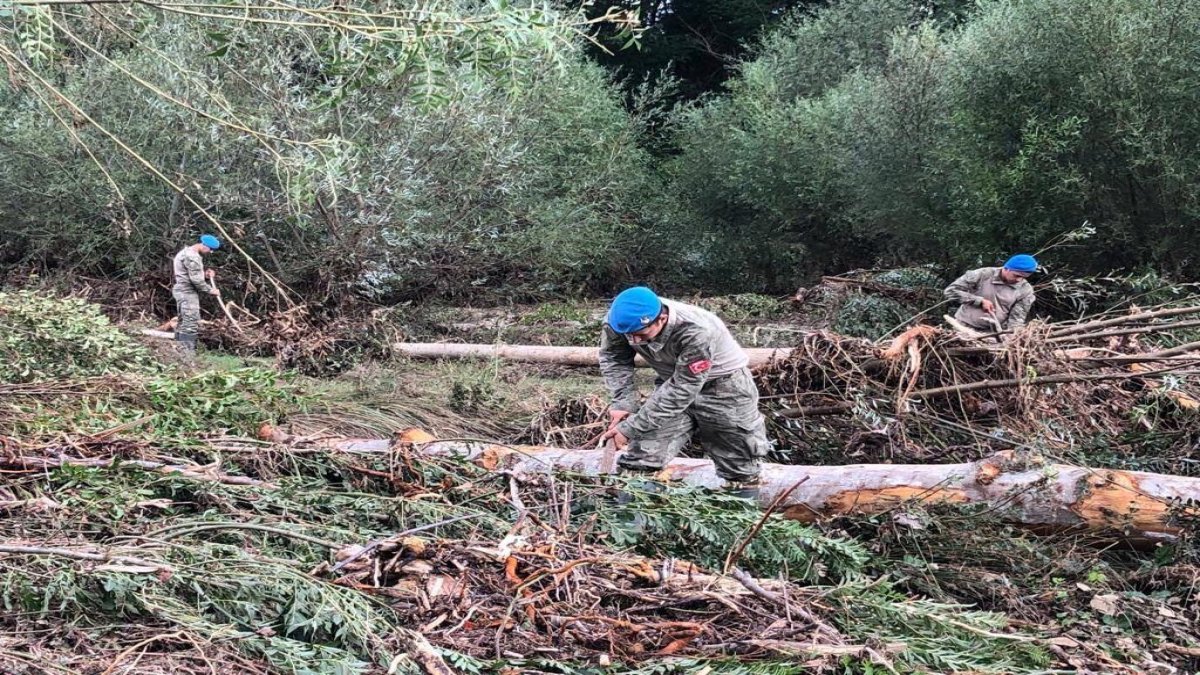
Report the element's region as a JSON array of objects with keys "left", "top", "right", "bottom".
[{"left": 2, "top": 289, "right": 1199, "bottom": 673}]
